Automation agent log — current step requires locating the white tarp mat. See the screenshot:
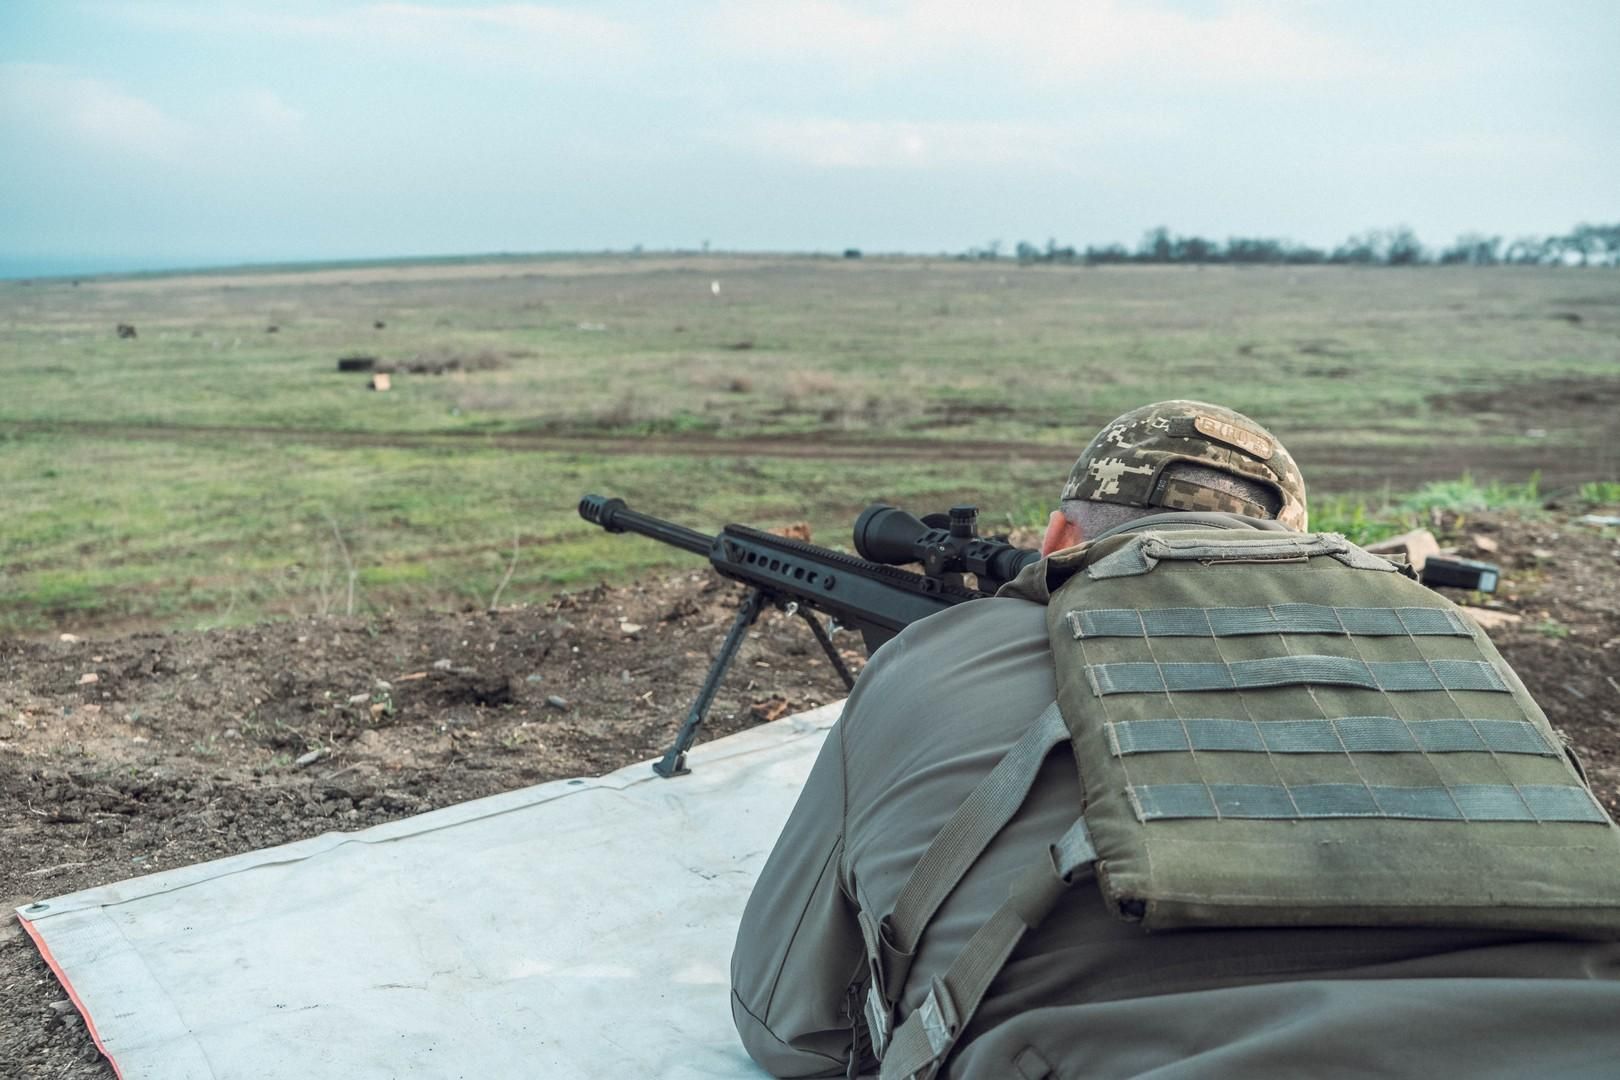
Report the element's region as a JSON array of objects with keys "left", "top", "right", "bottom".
[{"left": 18, "top": 703, "right": 842, "bottom": 1080}]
